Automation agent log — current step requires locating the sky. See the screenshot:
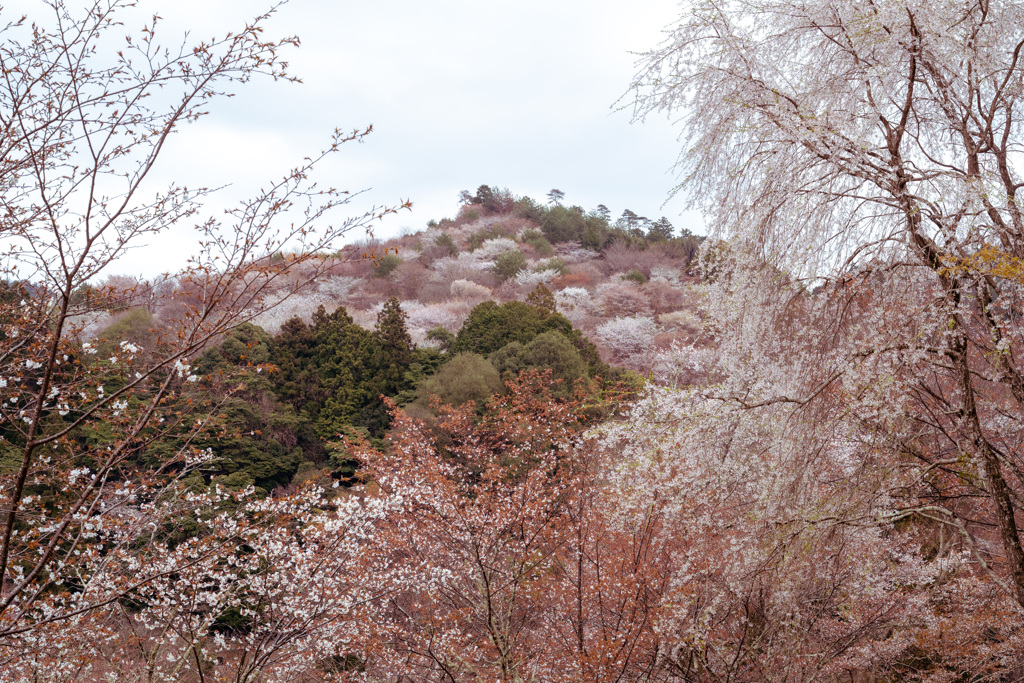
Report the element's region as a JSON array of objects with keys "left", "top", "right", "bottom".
[{"left": 16, "top": 0, "right": 702, "bottom": 276}]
